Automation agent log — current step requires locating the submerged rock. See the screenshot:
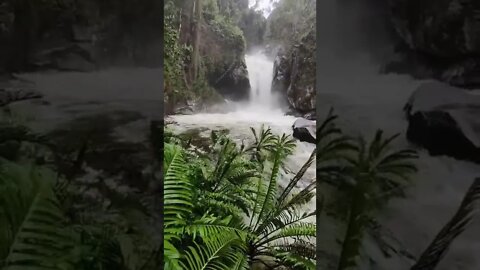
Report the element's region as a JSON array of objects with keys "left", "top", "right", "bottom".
[
  {"left": 405, "top": 81, "right": 480, "bottom": 163},
  {"left": 292, "top": 118, "right": 316, "bottom": 144}
]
